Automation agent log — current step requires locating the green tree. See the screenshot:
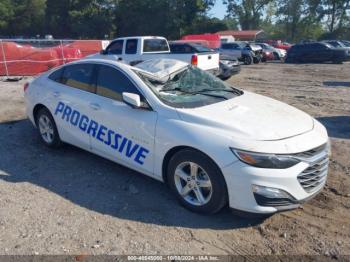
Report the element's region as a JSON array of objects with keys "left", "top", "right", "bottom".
[
  {"left": 184, "top": 16, "right": 228, "bottom": 35},
  {"left": 0, "top": 0, "right": 14, "bottom": 35},
  {"left": 69, "top": 0, "right": 117, "bottom": 39},
  {"left": 115, "top": 0, "right": 215, "bottom": 39},
  {"left": 45, "top": 0, "right": 72, "bottom": 38},
  {"left": 3, "top": 0, "right": 46, "bottom": 37},
  {"left": 223, "top": 0, "right": 273, "bottom": 29},
  {"left": 275, "top": 0, "right": 325, "bottom": 42}
]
